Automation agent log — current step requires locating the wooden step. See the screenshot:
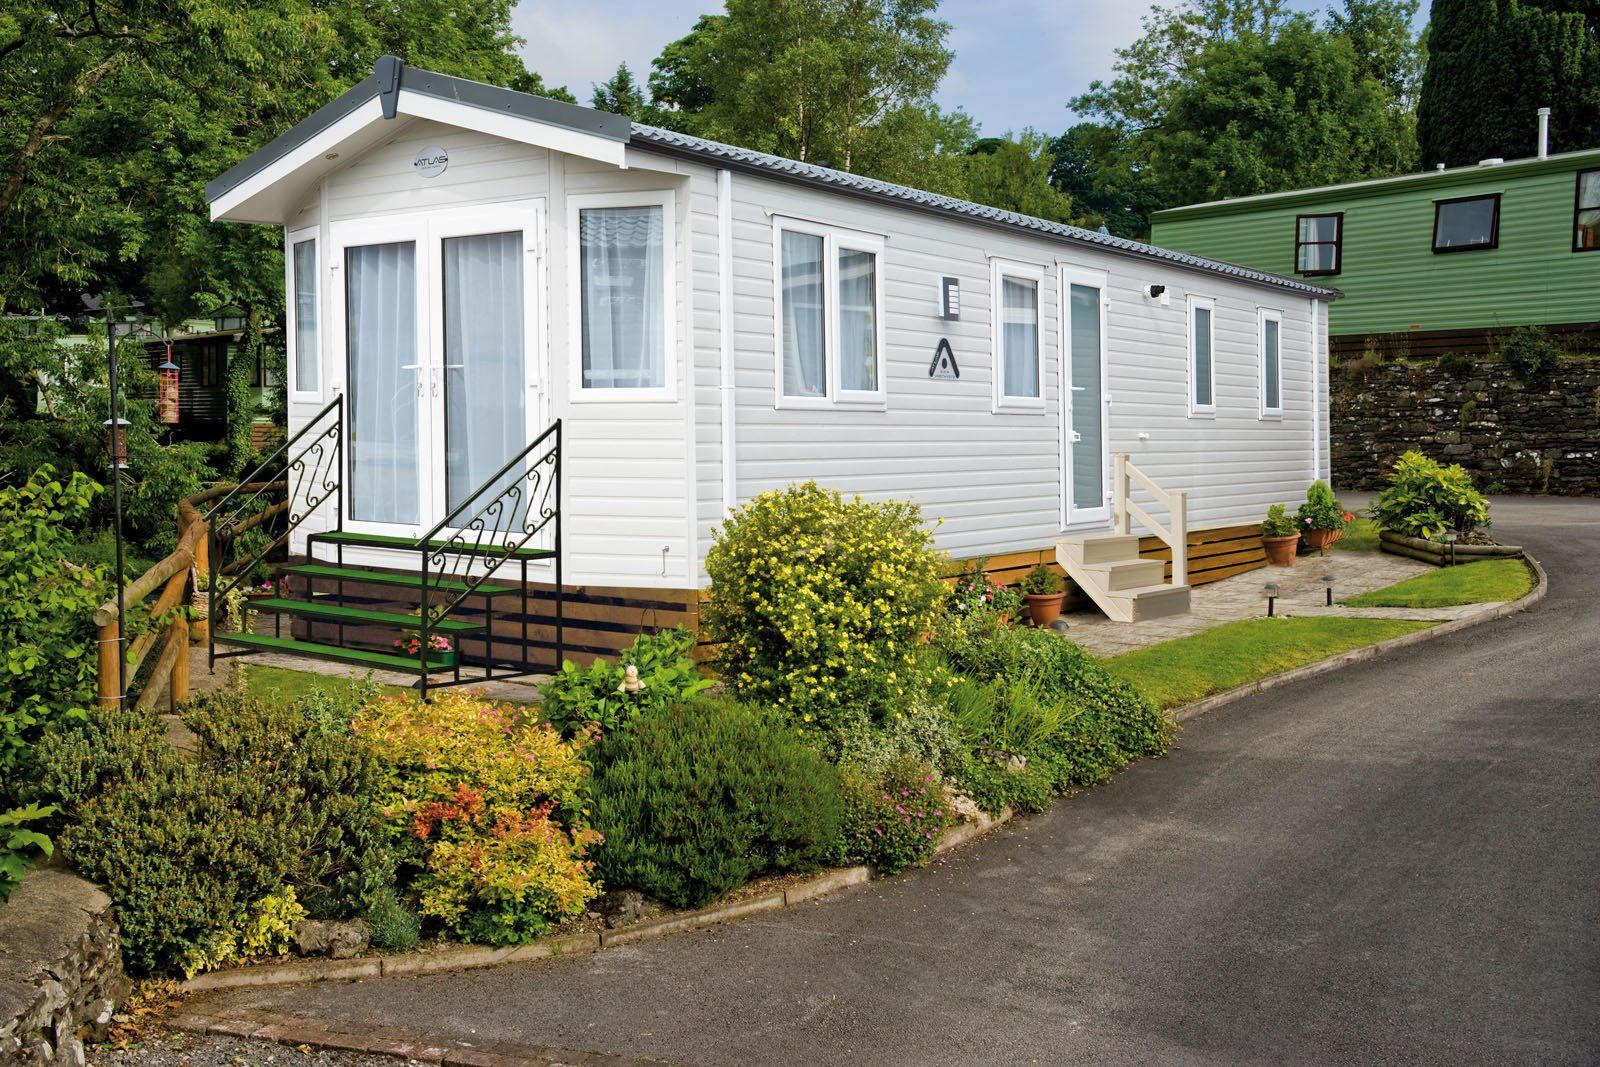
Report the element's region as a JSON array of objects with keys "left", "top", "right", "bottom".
[
  {"left": 1110, "top": 583, "right": 1192, "bottom": 622},
  {"left": 214, "top": 632, "right": 453, "bottom": 674},
  {"left": 311, "top": 530, "right": 555, "bottom": 562},
  {"left": 1057, "top": 533, "right": 1142, "bottom": 566},
  {"left": 251, "top": 597, "right": 486, "bottom": 634},
  {"left": 1079, "top": 557, "right": 1167, "bottom": 592},
  {"left": 284, "top": 563, "right": 520, "bottom": 597}
]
